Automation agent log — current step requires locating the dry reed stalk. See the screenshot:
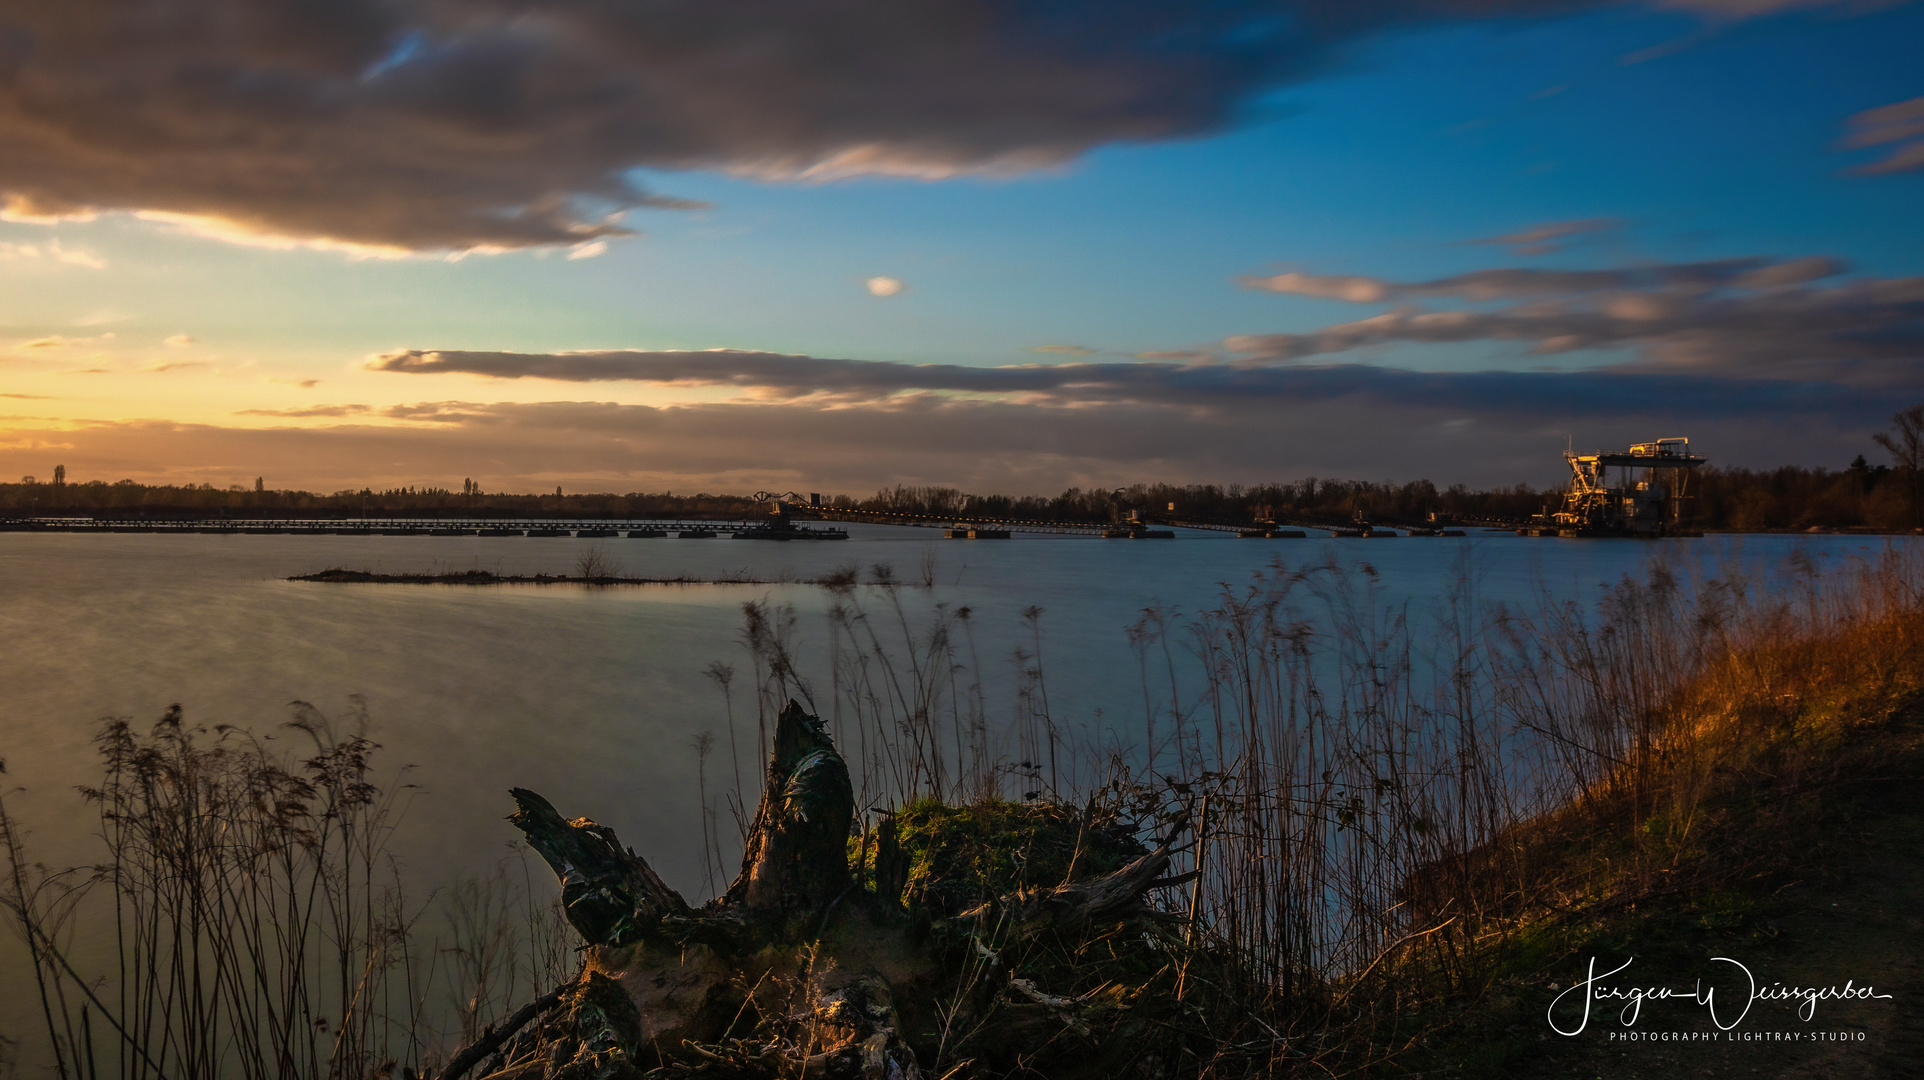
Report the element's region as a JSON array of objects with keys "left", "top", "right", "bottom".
[{"left": 1, "top": 703, "right": 584, "bottom": 1080}]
